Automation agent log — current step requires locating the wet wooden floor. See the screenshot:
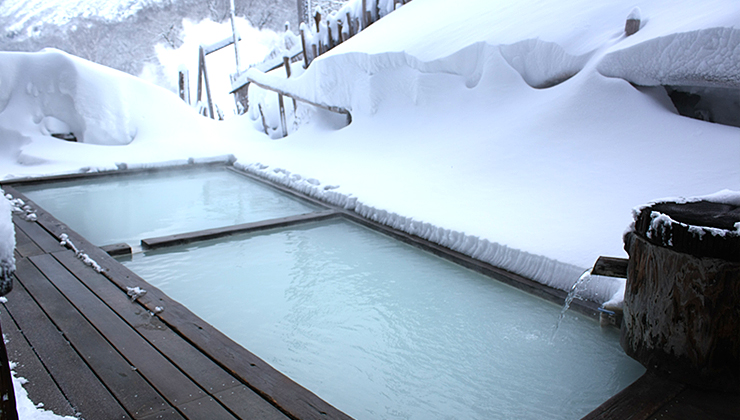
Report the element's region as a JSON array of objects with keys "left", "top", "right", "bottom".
[{"left": 4, "top": 191, "right": 352, "bottom": 420}]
